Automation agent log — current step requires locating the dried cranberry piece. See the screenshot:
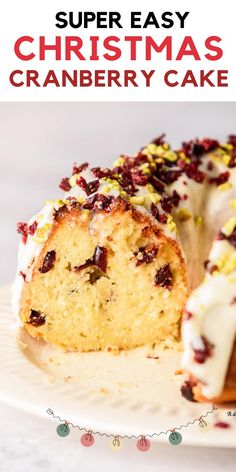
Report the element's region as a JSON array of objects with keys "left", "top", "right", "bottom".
[
  {"left": 228, "top": 135, "right": 236, "bottom": 147},
  {"left": 218, "top": 229, "right": 236, "bottom": 248},
  {"left": 159, "top": 170, "right": 182, "bottom": 184},
  {"left": 39, "top": 250, "right": 56, "bottom": 273},
  {"left": 91, "top": 167, "right": 113, "bottom": 179},
  {"left": 59, "top": 177, "right": 71, "bottom": 192},
  {"left": 134, "top": 245, "right": 158, "bottom": 266},
  {"left": 17, "top": 220, "right": 38, "bottom": 244},
  {"left": 76, "top": 176, "right": 100, "bottom": 195},
  {"left": 150, "top": 204, "right": 168, "bottom": 224},
  {"left": 149, "top": 176, "right": 165, "bottom": 193},
  {"left": 155, "top": 264, "right": 173, "bottom": 289},
  {"left": 94, "top": 246, "right": 108, "bottom": 273},
  {"left": 87, "top": 180, "right": 100, "bottom": 195},
  {"left": 160, "top": 190, "right": 181, "bottom": 214},
  {"left": 180, "top": 381, "right": 197, "bottom": 402},
  {"left": 207, "top": 161, "right": 214, "bottom": 171},
  {"left": 204, "top": 260, "right": 218, "bottom": 274},
  {"left": 183, "top": 310, "right": 193, "bottom": 320},
  {"left": 230, "top": 296, "right": 236, "bottom": 305},
  {"left": 74, "top": 246, "right": 108, "bottom": 274},
  {"left": 17, "top": 222, "right": 29, "bottom": 244},
  {"left": 193, "top": 336, "right": 214, "bottom": 364},
  {"left": 132, "top": 172, "right": 149, "bottom": 186},
  {"left": 76, "top": 176, "right": 88, "bottom": 192},
  {"left": 19, "top": 271, "right": 26, "bottom": 282},
  {"left": 28, "top": 309, "right": 46, "bottom": 327},
  {"left": 72, "top": 162, "right": 88, "bottom": 175},
  {"left": 208, "top": 171, "right": 230, "bottom": 186},
  {"left": 83, "top": 194, "right": 115, "bottom": 212},
  {"left": 182, "top": 138, "right": 219, "bottom": 158},
  {"left": 151, "top": 133, "right": 165, "bottom": 145},
  {"left": 184, "top": 162, "right": 206, "bottom": 183}
]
